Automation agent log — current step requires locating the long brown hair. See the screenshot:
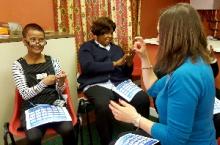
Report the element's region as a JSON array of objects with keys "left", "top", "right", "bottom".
[{"left": 154, "top": 3, "right": 210, "bottom": 75}]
